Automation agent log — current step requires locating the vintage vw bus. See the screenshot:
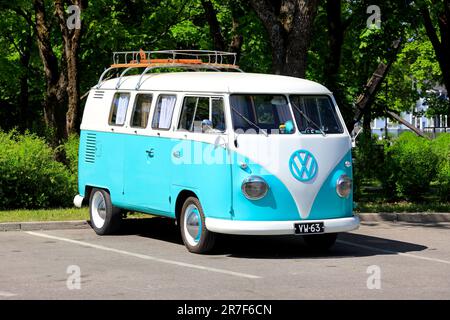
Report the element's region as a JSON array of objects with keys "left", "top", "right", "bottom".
[{"left": 74, "top": 50, "right": 359, "bottom": 253}]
